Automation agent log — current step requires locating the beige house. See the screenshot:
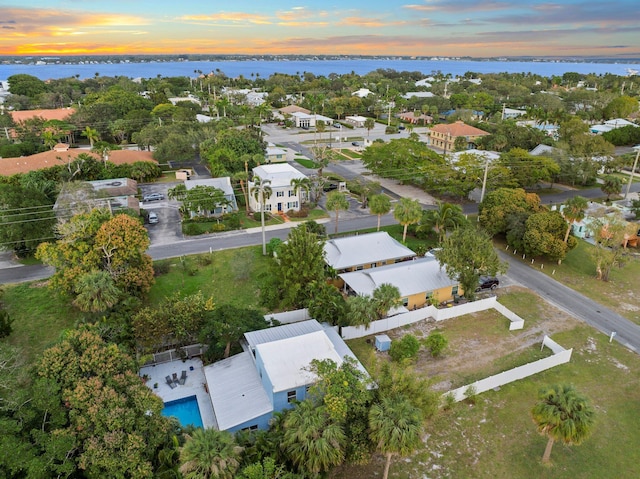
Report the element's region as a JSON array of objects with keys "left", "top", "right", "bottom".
[
  {"left": 339, "top": 257, "right": 462, "bottom": 310},
  {"left": 427, "top": 121, "right": 490, "bottom": 152}
]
